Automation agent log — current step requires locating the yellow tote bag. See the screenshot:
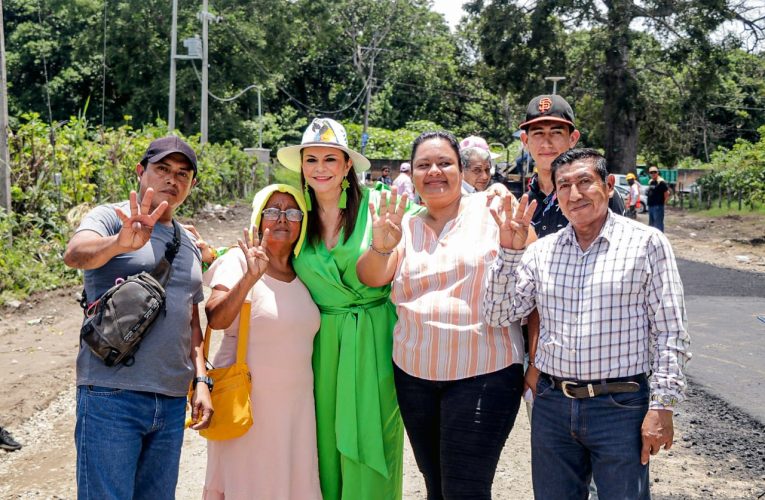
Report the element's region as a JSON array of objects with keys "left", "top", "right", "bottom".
[{"left": 189, "top": 301, "right": 253, "bottom": 441}]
